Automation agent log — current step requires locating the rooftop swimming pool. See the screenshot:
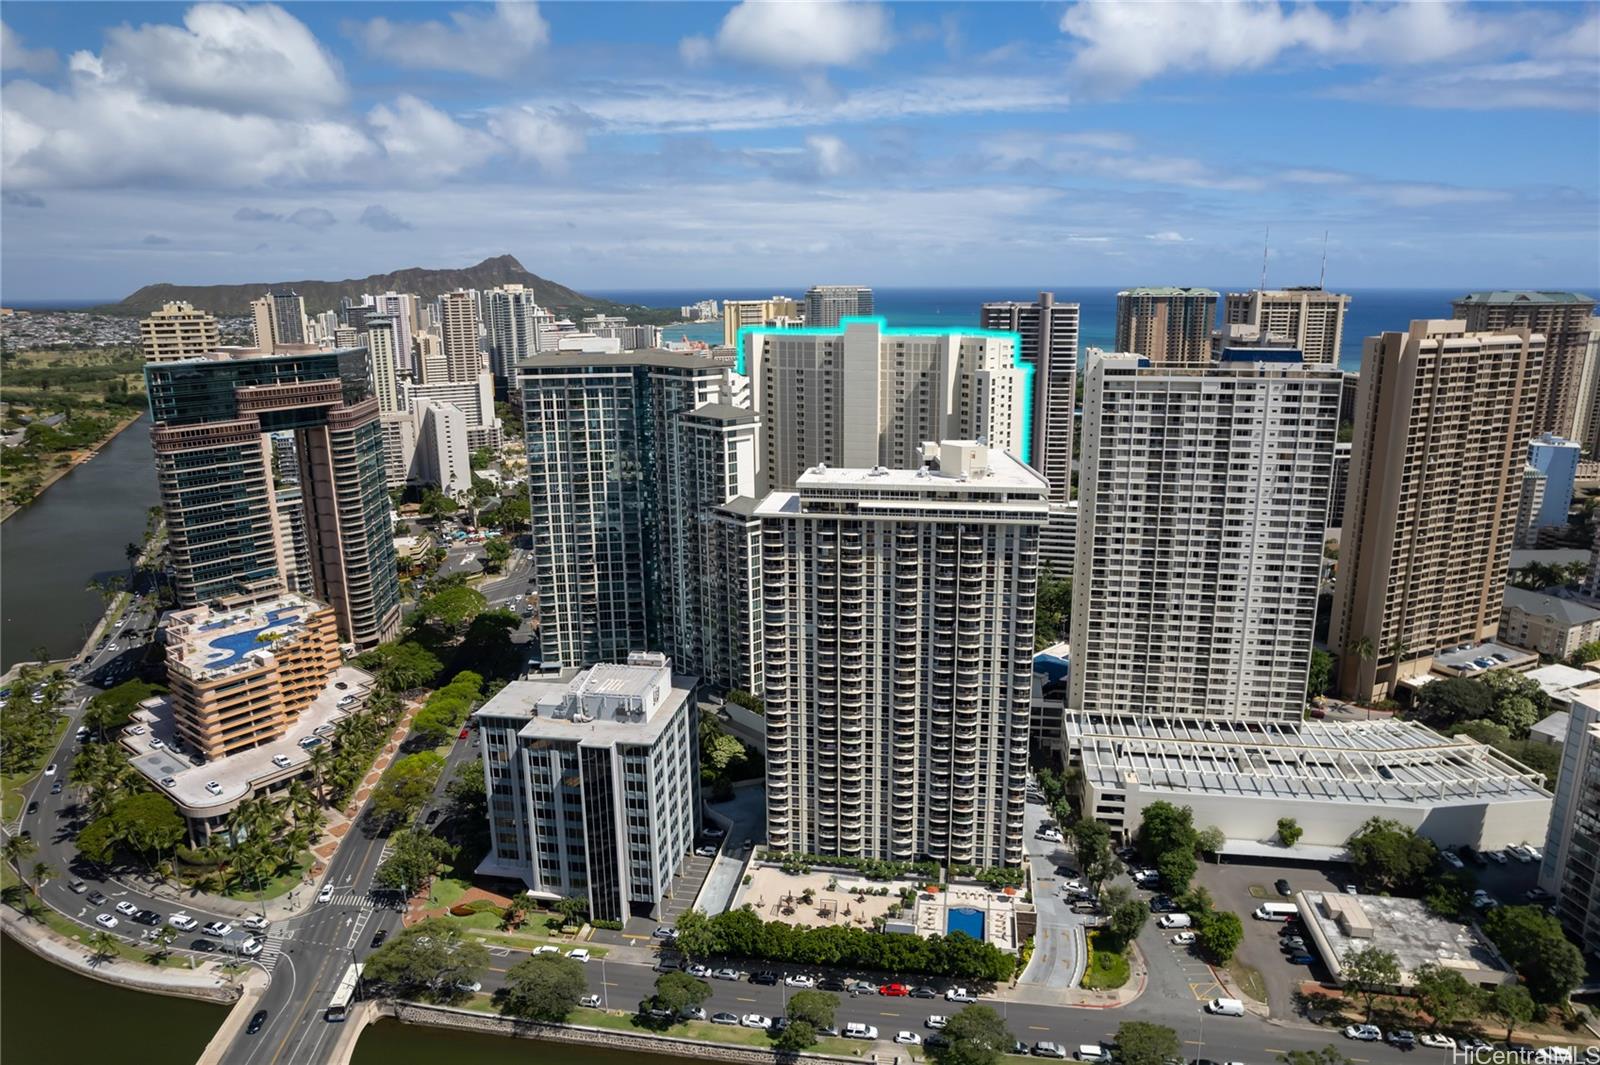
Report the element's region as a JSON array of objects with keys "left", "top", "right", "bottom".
[
  {"left": 202, "top": 607, "right": 303, "bottom": 667},
  {"left": 947, "top": 906, "right": 984, "bottom": 940}
]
